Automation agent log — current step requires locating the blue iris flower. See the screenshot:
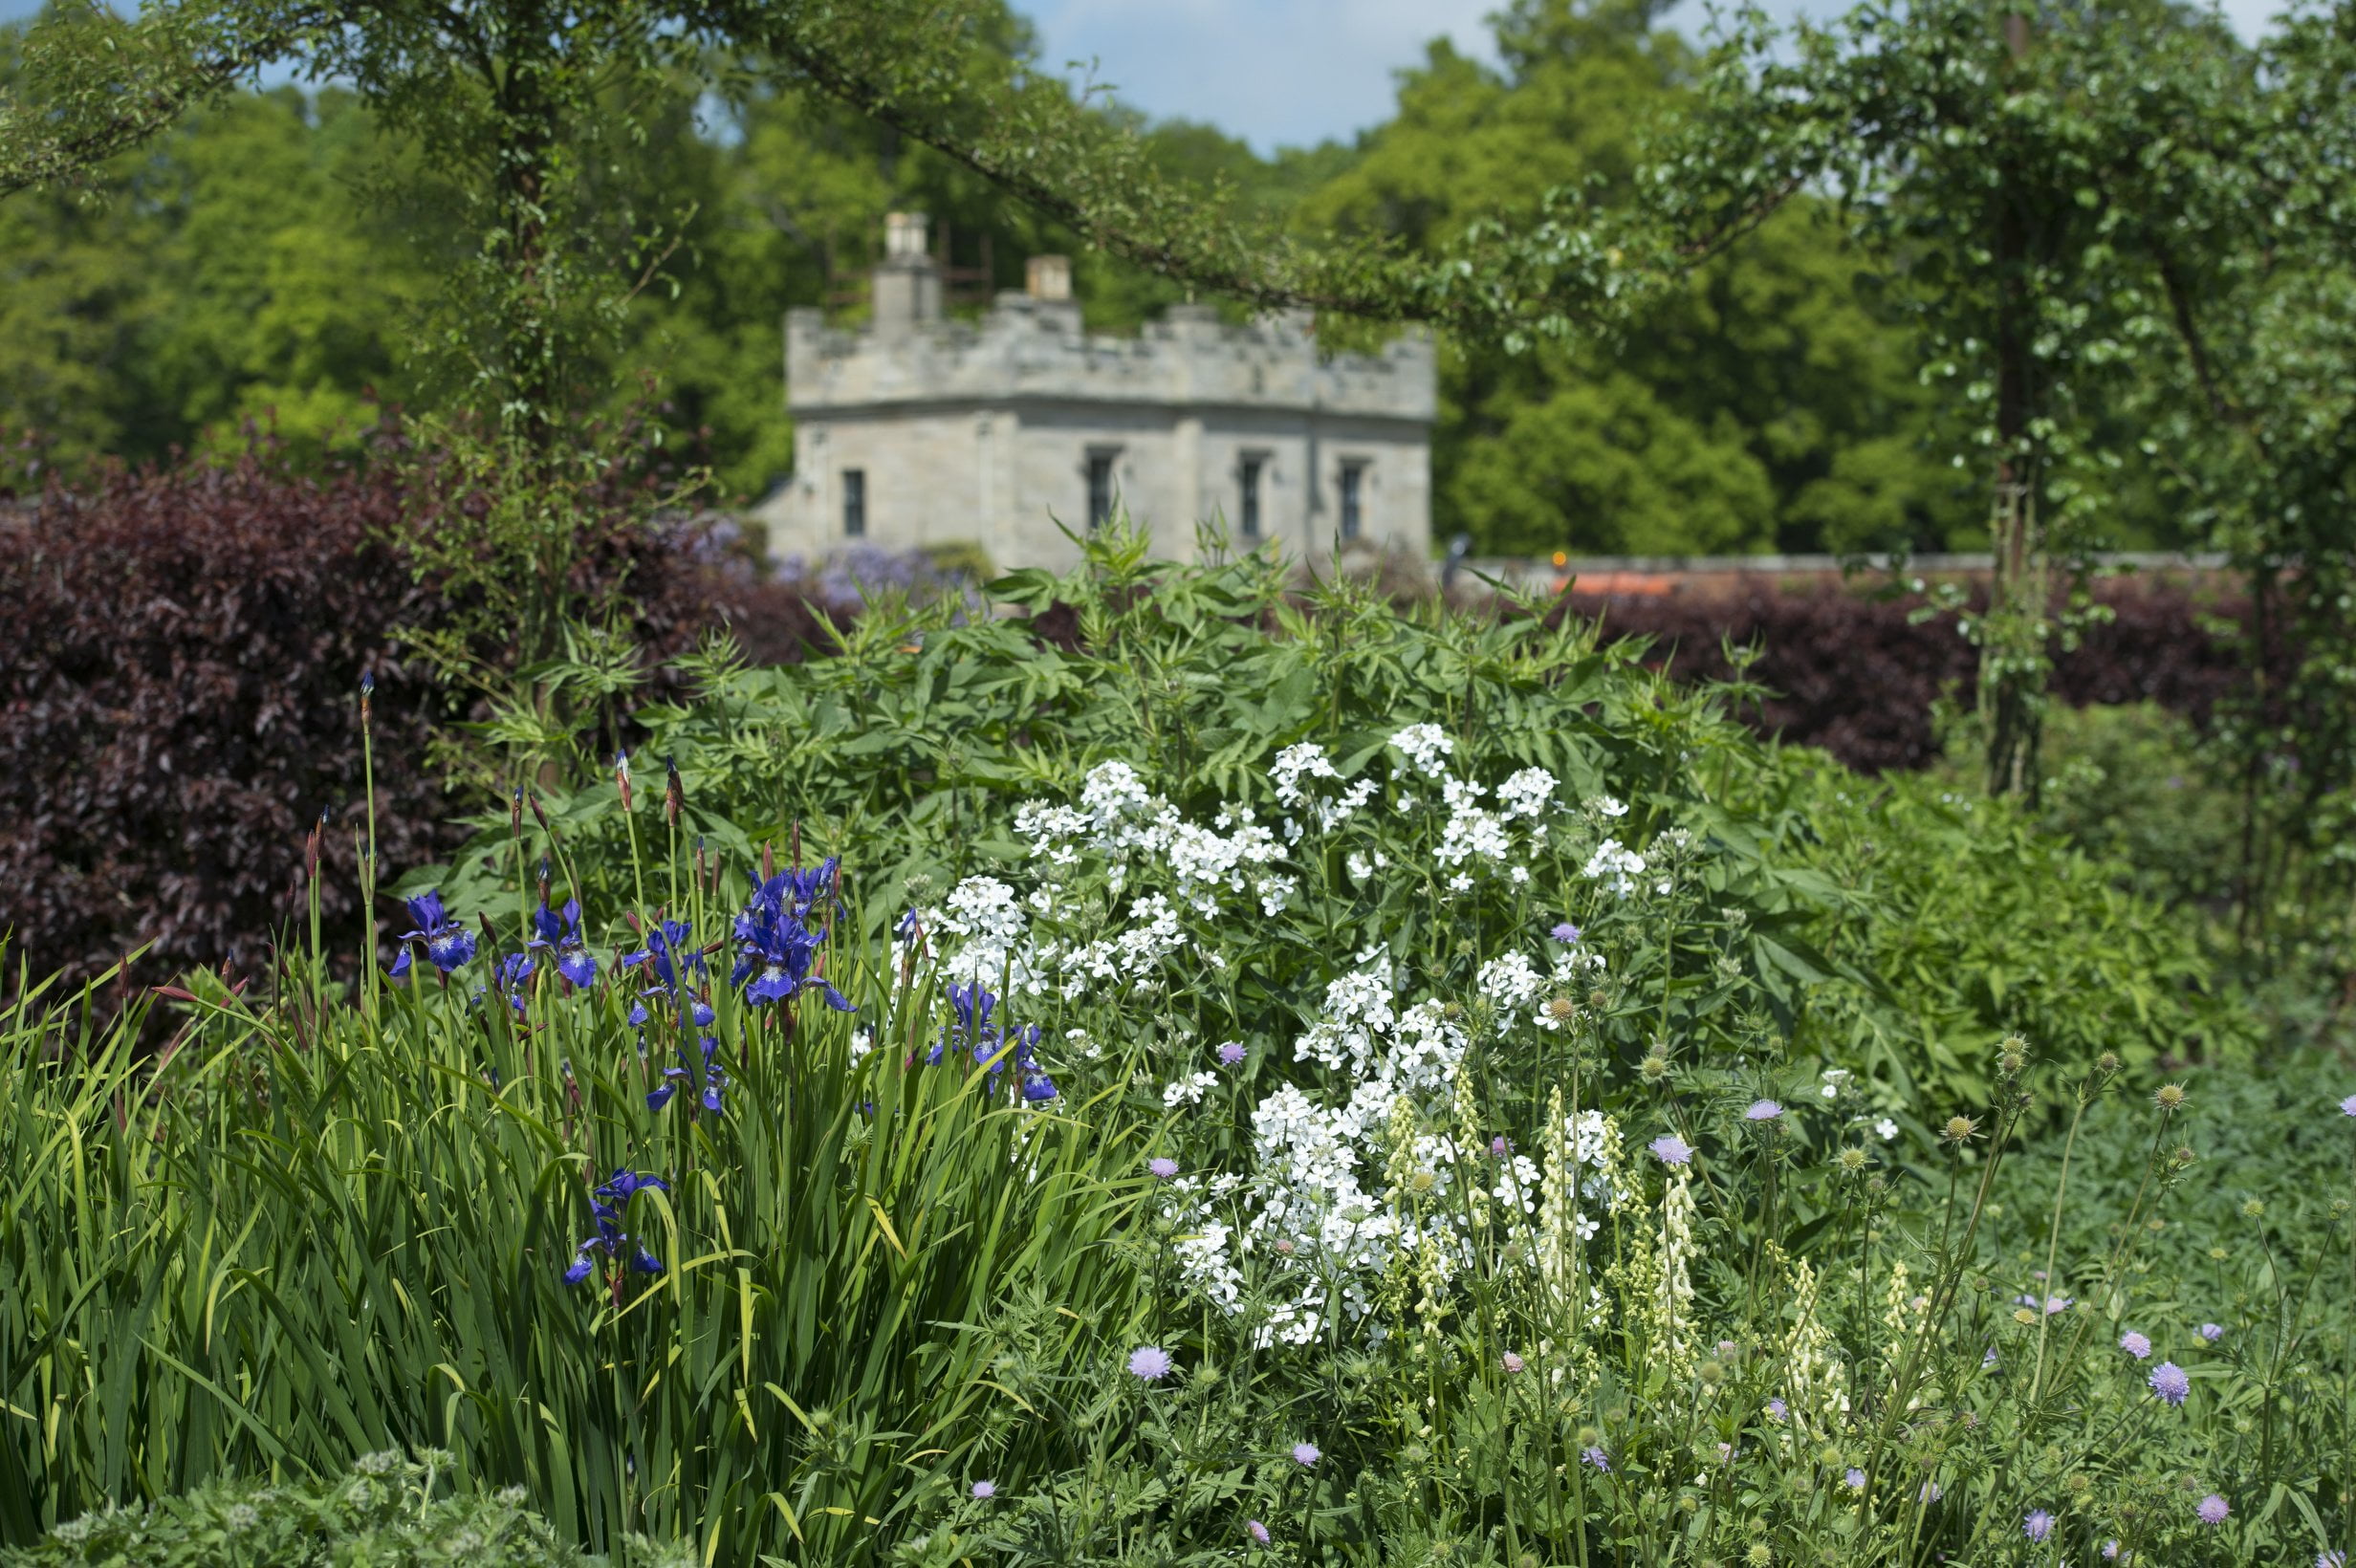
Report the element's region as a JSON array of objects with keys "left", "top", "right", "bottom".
[
  {"left": 391, "top": 890, "right": 475, "bottom": 976},
  {"left": 647, "top": 1034, "right": 726, "bottom": 1114},
  {"left": 489, "top": 951, "right": 534, "bottom": 1015},
  {"left": 731, "top": 867, "right": 853, "bottom": 1011},
  {"left": 563, "top": 1168, "right": 669, "bottom": 1284},
  {"left": 930, "top": 983, "right": 1057, "bottom": 1101},
  {"left": 527, "top": 899, "right": 599, "bottom": 988},
  {"left": 624, "top": 919, "right": 704, "bottom": 993}
]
